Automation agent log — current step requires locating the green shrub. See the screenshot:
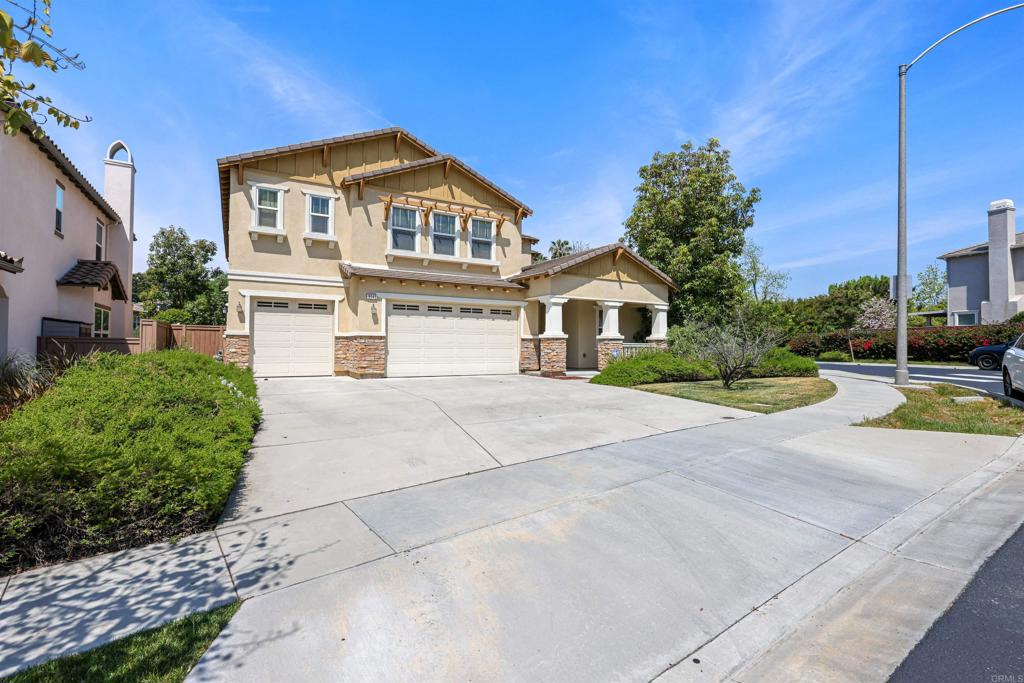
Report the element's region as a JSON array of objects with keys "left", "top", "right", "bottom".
[
  {"left": 666, "top": 323, "right": 701, "bottom": 358},
  {"left": 1007, "top": 312, "right": 1024, "bottom": 324},
  {"left": 154, "top": 308, "right": 190, "bottom": 324},
  {"left": 787, "top": 322, "right": 1024, "bottom": 362},
  {"left": 590, "top": 352, "right": 716, "bottom": 387},
  {"left": 750, "top": 347, "right": 819, "bottom": 378},
  {"left": 817, "top": 350, "right": 852, "bottom": 362},
  {"left": 0, "top": 350, "right": 260, "bottom": 573}
]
